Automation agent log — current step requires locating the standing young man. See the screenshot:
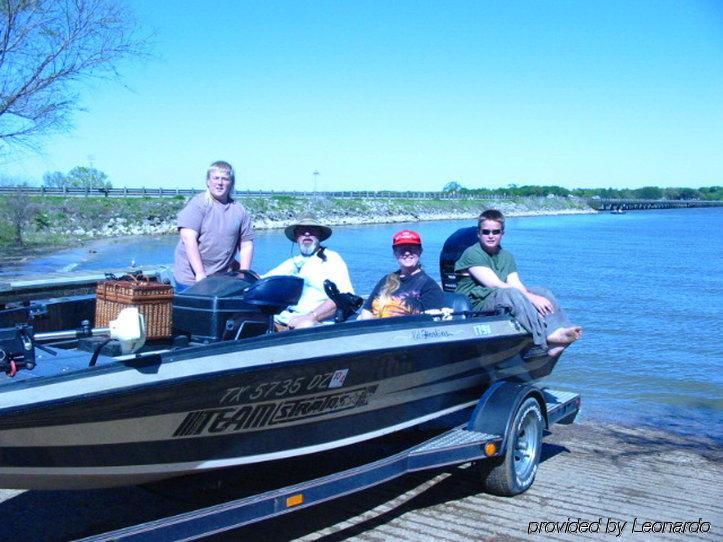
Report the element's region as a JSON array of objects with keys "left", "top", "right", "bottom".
[
  {"left": 455, "top": 209, "right": 582, "bottom": 358},
  {"left": 173, "top": 161, "right": 254, "bottom": 291}
]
